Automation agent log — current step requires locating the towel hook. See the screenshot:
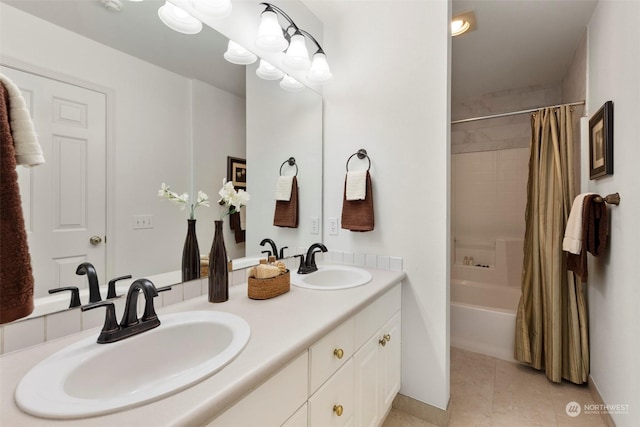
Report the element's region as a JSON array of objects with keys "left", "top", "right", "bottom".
[
  {"left": 279, "top": 157, "right": 298, "bottom": 176},
  {"left": 346, "top": 148, "right": 371, "bottom": 172}
]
